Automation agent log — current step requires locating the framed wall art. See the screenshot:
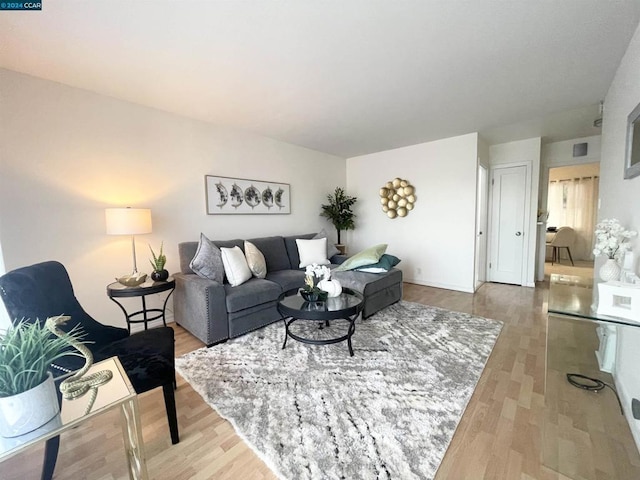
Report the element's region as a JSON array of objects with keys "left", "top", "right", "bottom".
[
  {"left": 205, "top": 175, "right": 291, "bottom": 215},
  {"left": 624, "top": 101, "right": 640, "bottom": 179}
]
